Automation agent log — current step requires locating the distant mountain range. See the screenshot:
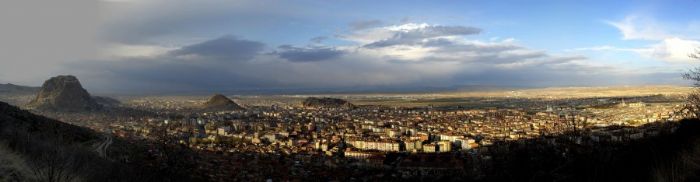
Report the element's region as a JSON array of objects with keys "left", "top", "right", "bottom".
[{"left": 0, "top": 83, "right": 39, "bottom": 94}]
